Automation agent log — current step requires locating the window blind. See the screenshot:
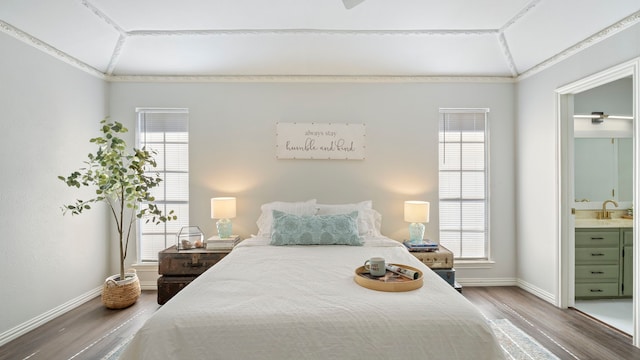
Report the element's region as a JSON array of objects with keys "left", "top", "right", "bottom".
[
  {"left": 136, "top": 108, "right": 190, "bottom": 262},
  {"left": 438, "top": 108, "right": 489, "bottom": 259}
]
